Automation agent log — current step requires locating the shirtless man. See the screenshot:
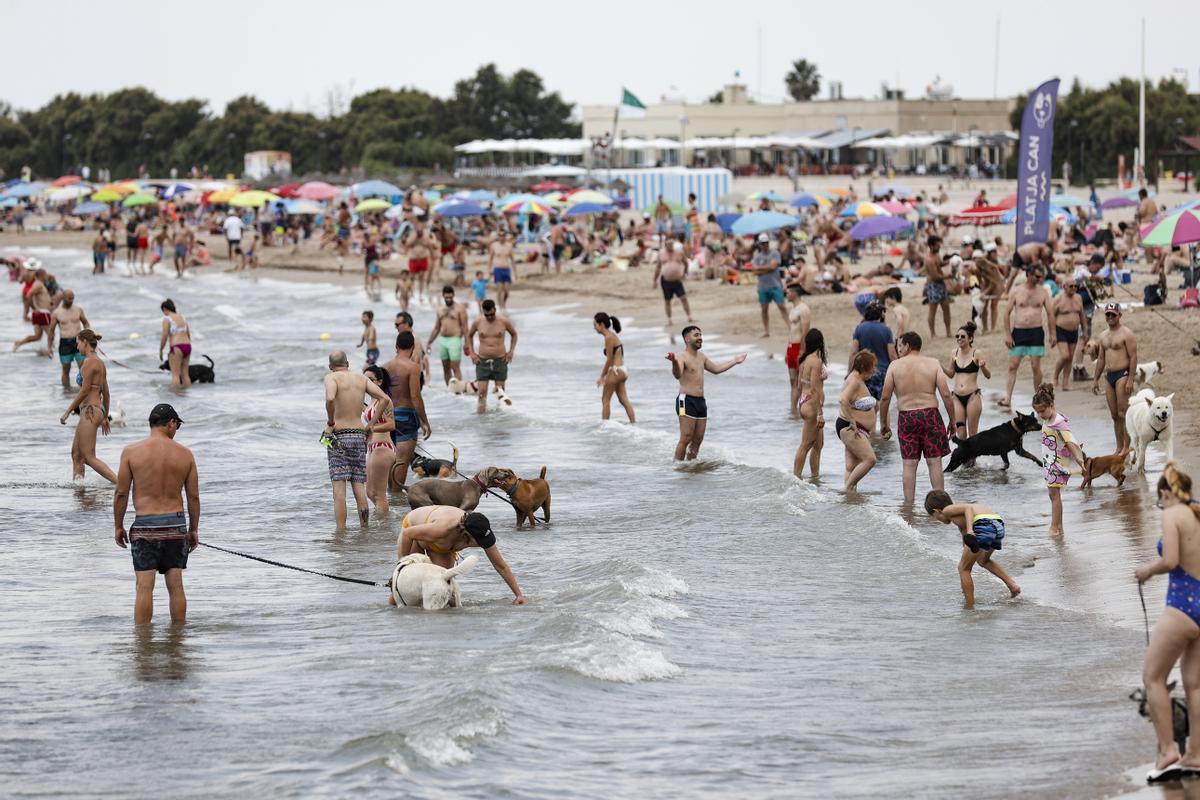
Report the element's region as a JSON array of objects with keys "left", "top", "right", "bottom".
[
  {"left": 394, "top": 311, "right": 430, "bottom": 384},
  {"left": 1001, "top": 264, "right": 1056, "bottom": 408},
  {"left": 701, "top": 215, "right": 726, "bottom": 279},
  {"left": 666, "top": 325, "right": 747, "bottom": 460},
  {"left": 879, "top": 332, "right": 954, "bottom": 504},
  {"left": 923, "top": 237, "right": 952, "bottom": 339},
  {"left": 467, "top": 299, "right": 518, "bottom": 413},
  {"left": 976, "top": 243, "right": 1005, "bottom": 331},
  {"left": 113, "top": 403, "right": 199, "bottom": 624},
  {"left": 1050, "top": 281, "right": 1084, "bottom": 391},
  {"left": 1091, "top": 303, "right": 1138, "bottom": 451},
  {"left": 1135, "top": 188, "right": 1157, "bottom": 229},
  {"left": 323, "top": 350, "right": 391, "bottom": 528},
  {"left": 396, "top": 507, "right": 525, "bottom": 604},
  {"left": 427, "top": 285, "right": 469, "bottom": 384},
  {"left": 92, "top": 230, "right": 108, "bottom": 274},
  {"left": 383, "top": 332, "right": 431, "bottom": 492},
  {"left": 172, "top": 220, "right": 192, "bottom": 279},
  {"left": 1007, "top": 241, "right": 1052, "bottom": 293},
  {"left": 13, "top": 268, "right": 53, "bottom": 354},
  {"left": 785, "top": 283, "right": 812, "bottom": 414},
  {"left": 653, "top": 241, "right": 693, "bottom": 328},
  {"left": 49, "top": 290, "right": 90, "bottom": 387},
  {"left": 404, "top": 221, "right": 433, "bottom": 303},
  {"left": 134, "top": 219, "right": 150, "bottom": 273},
  {"left": 549, "top": 222, "right": 566, "bottom": 272},
  {"left": 488, "top": 230, "right": 517, "bottom": 311},
  {"left": 883, "top": 287, "right": 910, "bottom": 336},
  {"left": 58, "top": 329, "right": 117, "bottom": 483}
]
